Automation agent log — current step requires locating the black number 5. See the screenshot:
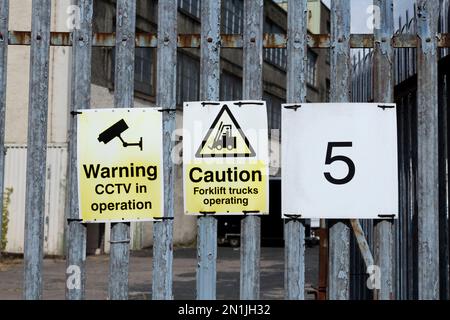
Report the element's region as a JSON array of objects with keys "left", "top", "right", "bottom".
[{"left": 324, "top": 142, "right": 355, "bottom": 185}]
